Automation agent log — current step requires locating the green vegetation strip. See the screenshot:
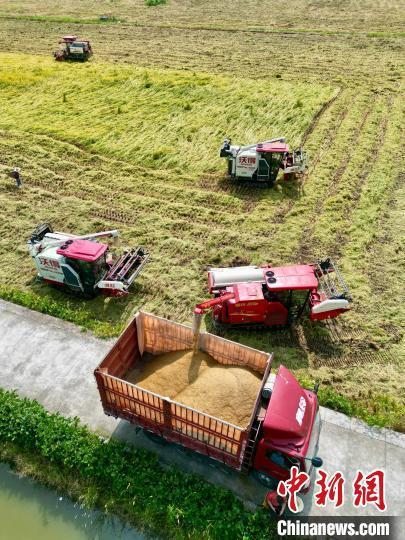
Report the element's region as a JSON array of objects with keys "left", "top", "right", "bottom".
[
  {"left": 0, "top": 14, "right": 124, "bottom": 24},
  {"left": 0, "top": 14, "right": 403, "bottom": 38},
  {"left": 0, "top": 388, "right": 275, "bottom": 540},
  {"left": 0, "top": 286, "right": 121, "bottom": 338},
  {"left": 298, "top": 376, "right": 404, "bottom": 432}
]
